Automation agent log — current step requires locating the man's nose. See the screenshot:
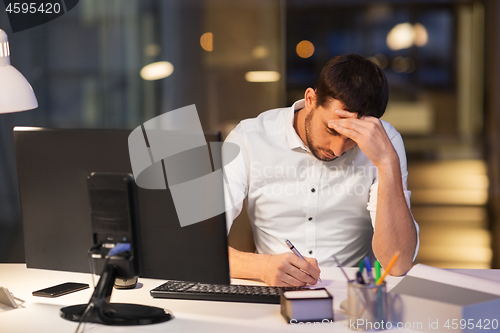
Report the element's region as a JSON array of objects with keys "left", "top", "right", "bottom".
[{"left": 330, "top": 138, "right": 349, "bottom": 157}]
